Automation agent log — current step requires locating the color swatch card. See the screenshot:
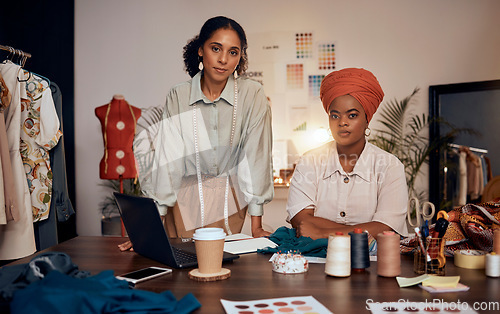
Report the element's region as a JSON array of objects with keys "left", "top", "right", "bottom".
[
  {"left": 221, "top": 295, "right": 333, "bottom": 314},
  {"left": 286, "top": 64, "right": 304, "bottom": 89},
  {"left": 295, "top": 33, "right": 313, "bottom": 59},
  {"left": 318, "top": 43, "right": 335, "bottom": 70},
  {"left": 308, "top": 74, "right": 325, "bottom": 98}
]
